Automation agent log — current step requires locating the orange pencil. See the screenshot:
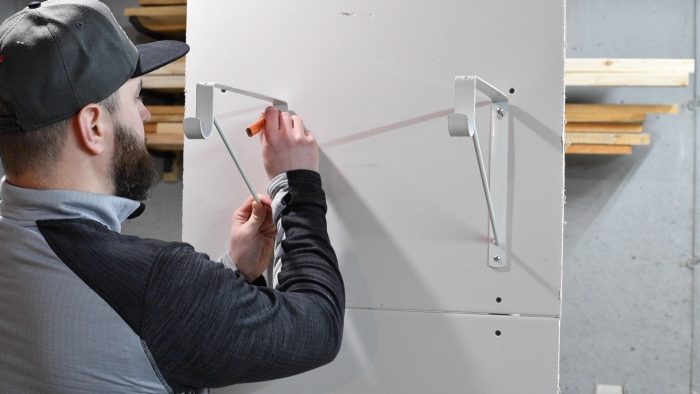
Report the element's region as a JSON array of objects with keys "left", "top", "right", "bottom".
[{"left": 246, "top": 118, "right": 265, "bottom": 137}]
